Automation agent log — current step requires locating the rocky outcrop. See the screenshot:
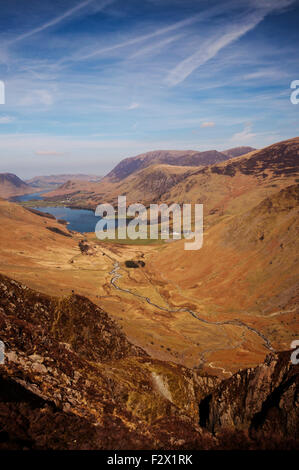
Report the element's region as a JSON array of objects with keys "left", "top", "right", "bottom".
[
  {"left": 0, "top": 275, "right": 144, "bottom": 363},
  {"left": 0, "top": 274, "right": 298, "bottom": 449},
  {"left": 199, "top": 351, "right": 298, "bottom": 439},
  {"left": 0, "top": 274, "right": 209, "bottom": 449}
]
